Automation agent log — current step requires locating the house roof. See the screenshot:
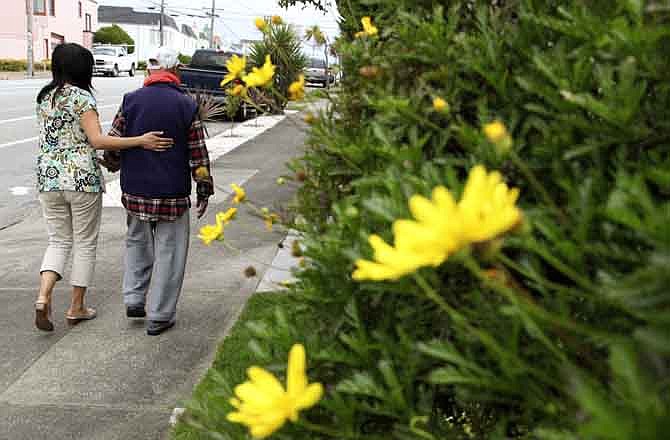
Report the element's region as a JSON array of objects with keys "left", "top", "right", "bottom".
[
  {"left": 181, "top": 24, "right": 197, "bottom": 39},
  {"left": 98, "top": 6, "right": 178, "bottom": 31}
]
